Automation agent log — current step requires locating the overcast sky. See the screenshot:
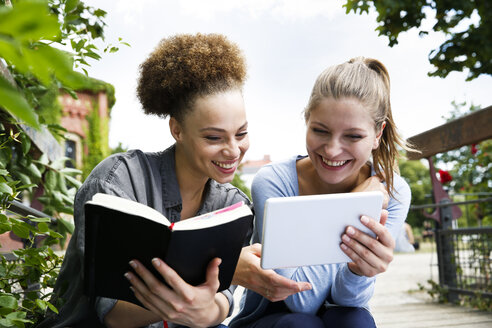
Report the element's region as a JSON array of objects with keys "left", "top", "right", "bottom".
[{"left": 82, "top": 0, "right": 491, "bottom": 161}]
